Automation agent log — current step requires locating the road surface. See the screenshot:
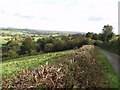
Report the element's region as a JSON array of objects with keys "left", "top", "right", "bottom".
[{"left": 99, "top": 48, "right": 120, "bottom": 76}]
